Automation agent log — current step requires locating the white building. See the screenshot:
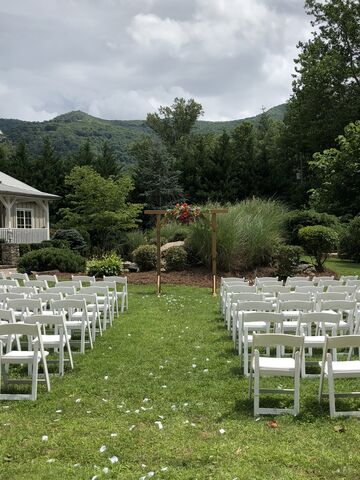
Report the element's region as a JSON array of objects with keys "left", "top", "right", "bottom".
[{"left": 0, "top": 171, "right": 60, "bottom": 243}]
